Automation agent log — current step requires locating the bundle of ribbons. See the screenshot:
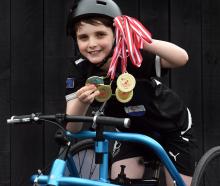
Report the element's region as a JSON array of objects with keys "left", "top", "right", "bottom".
[{"left": 108, "top": 16, "right": 152, "bottom": 80}]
